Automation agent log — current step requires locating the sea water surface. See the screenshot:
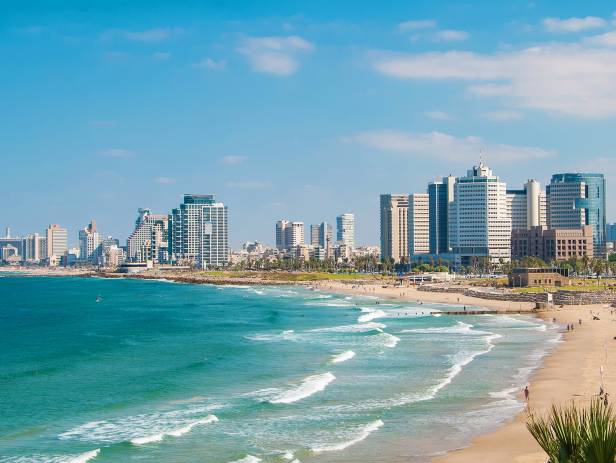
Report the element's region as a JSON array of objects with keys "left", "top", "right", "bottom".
[{"left": 0, "top": 276, "right": 560, "bottom": 462}]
